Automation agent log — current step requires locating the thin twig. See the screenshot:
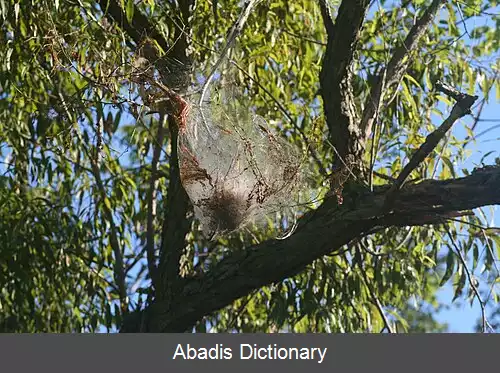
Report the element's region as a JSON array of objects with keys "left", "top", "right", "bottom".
[
  {"left": 445, "top": 216, "right": 500, "bottom": 233},
  {"left": 467, "top": 70, "right": 499, "bottom": 139},
  {"left": 368, "top": 68, "right": 387, "bottom": 190},
  {"left": 454, "top": 1, "right": 471, "bottom": 37},
  {"left": 392, "top": 227, "right": 414, "bottom": 252},
  {"left": 89, "top": 145, "right": 128, "bottom": 313},
  {"left": 384, "top": 84, "right": 478, "bottom": 207},
  {"left": 430, "top": 131, "right": 452, "bottom": 180},
  {"left": 446, "top": 228, "right": 493, "bottom": 333},
  {"left": 360, "top": 0, "right": 446, "bottom": 142},
  {"left": 199, "top": 0, "right": 262, "bottom": 106},
  {"left": 360, "top": 240, "right": 388, "bottom": 257},
  {"left": 227, "top": 290, "right": 259, "bottom": 330},
  {"left": 356, "top": 250, "right": 394, "bottom": 333},
  {"left": 230, "top": 60, "right": 327, "bottom": 176},
  {"left": 145, "top": 112, "right": 167, "bottom": 292},
  {"left": 282, "top": 29, "right": 327, "bottom": 46}
]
